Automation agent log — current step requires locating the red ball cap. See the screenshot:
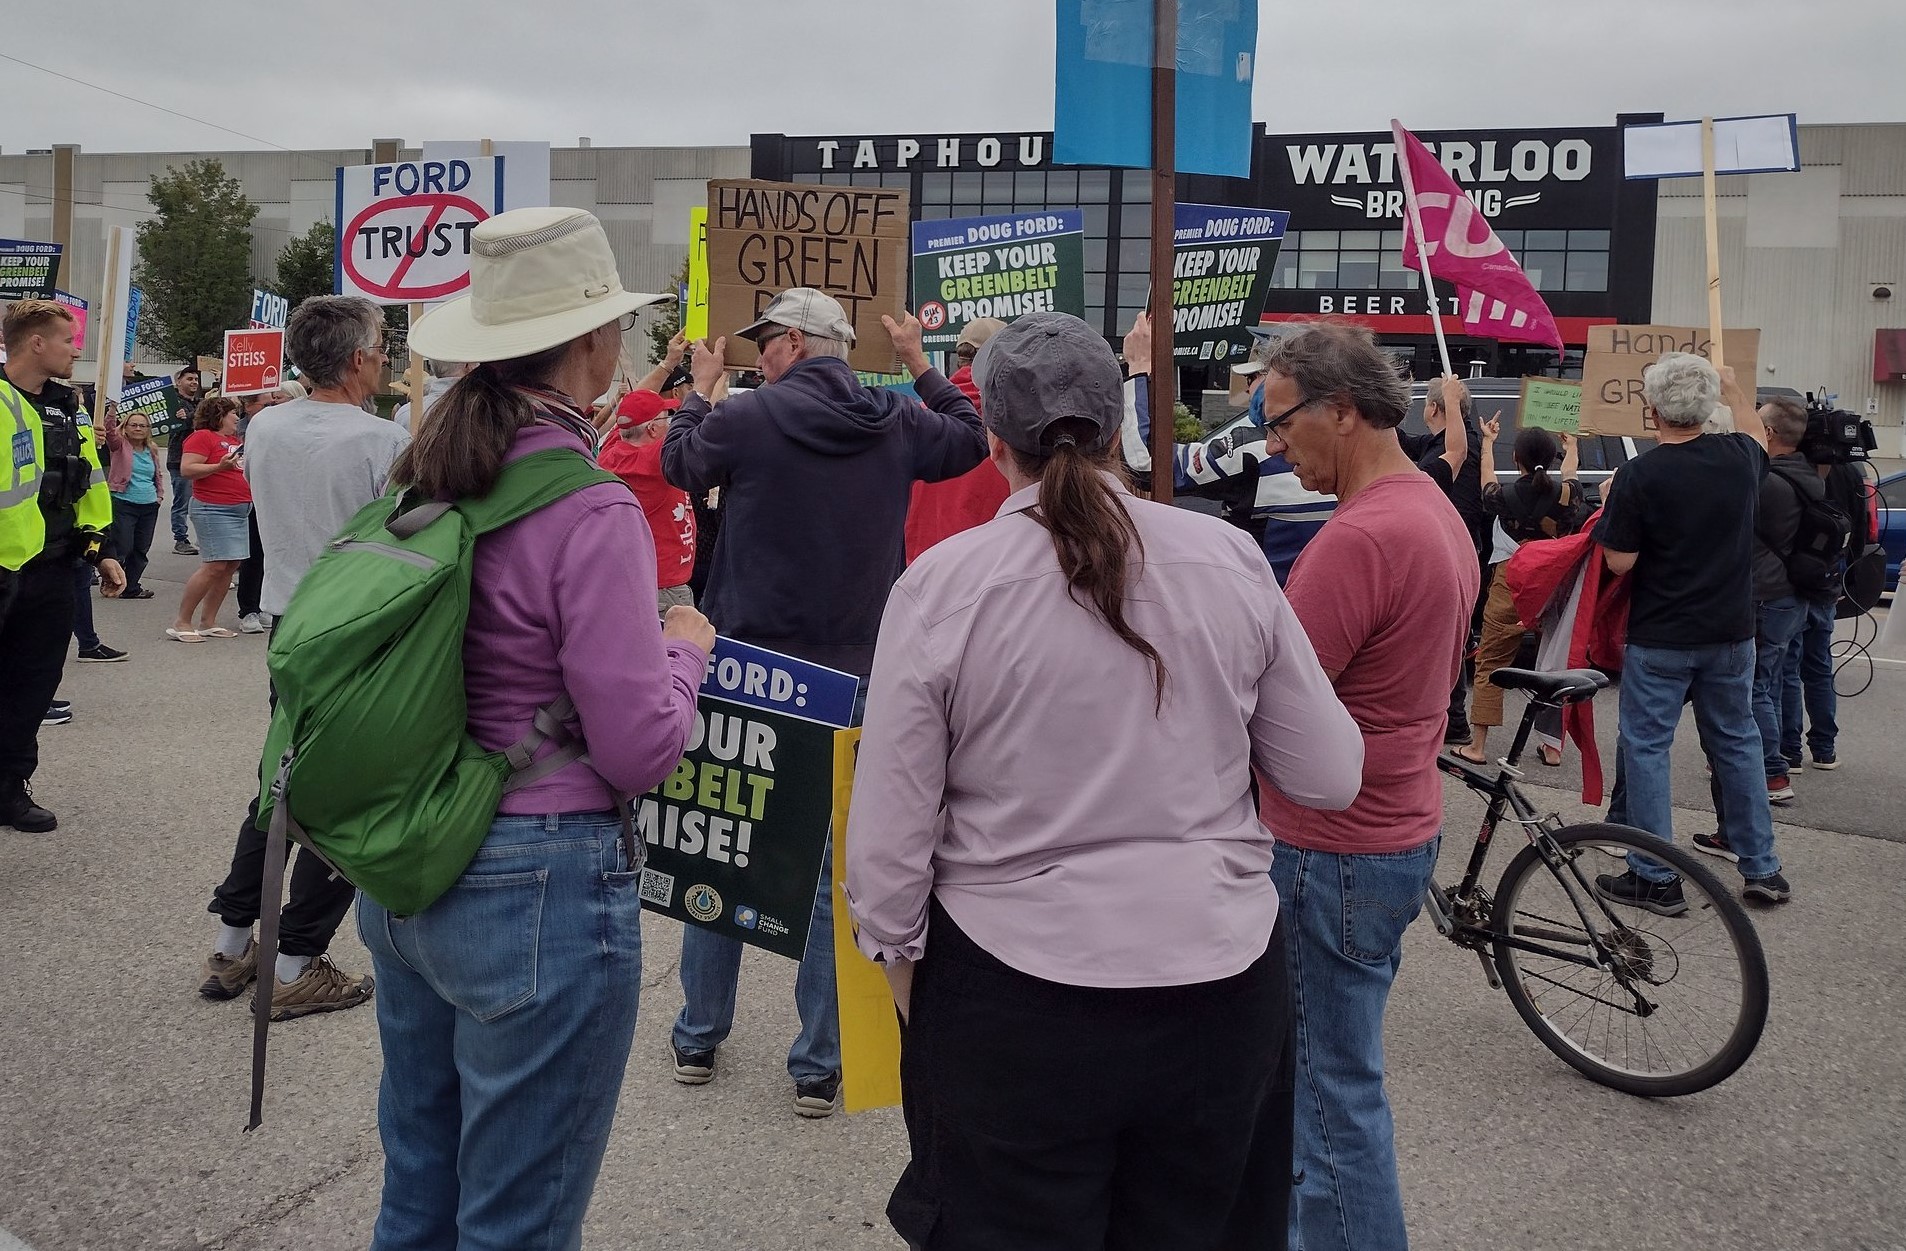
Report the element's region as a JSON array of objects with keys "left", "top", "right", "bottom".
[{"left": 614, "top": 389, "right": 680, "bottom": 428}]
